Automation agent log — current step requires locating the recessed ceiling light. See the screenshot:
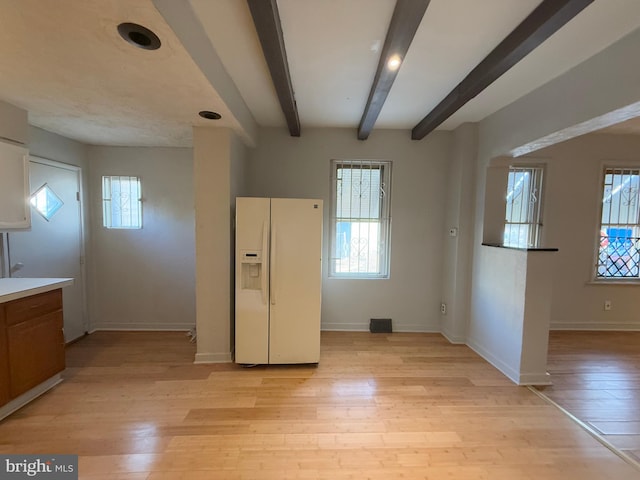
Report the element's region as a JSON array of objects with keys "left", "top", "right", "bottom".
[
  {"left": 199, "top": 111, "right": 222, "bottom": 120},
  {"left": 387, "top": 55, "right": 402, "bottom": 71},
  {"left": 117, "top": 23, "right": 161, "bottom": 50}
]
